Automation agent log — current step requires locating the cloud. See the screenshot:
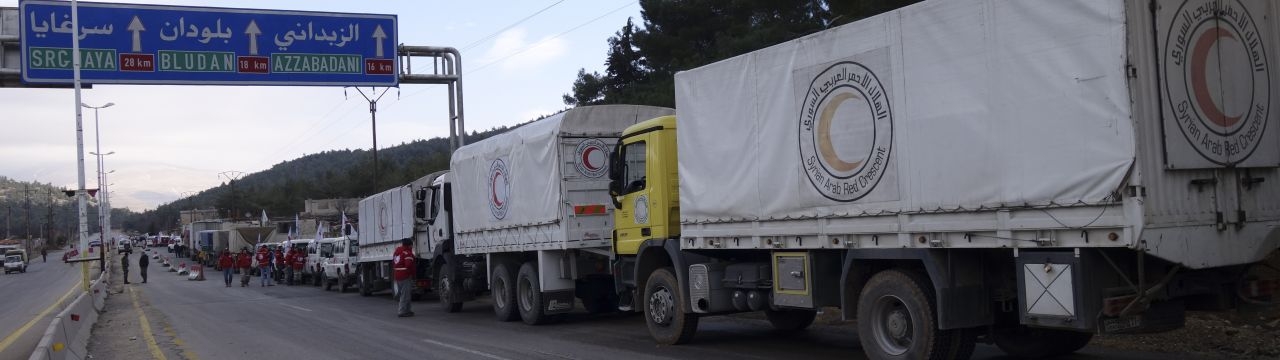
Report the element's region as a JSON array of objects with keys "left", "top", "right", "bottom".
[{"left": 480, "top": 28, "right": 568, "bottom": 72}]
